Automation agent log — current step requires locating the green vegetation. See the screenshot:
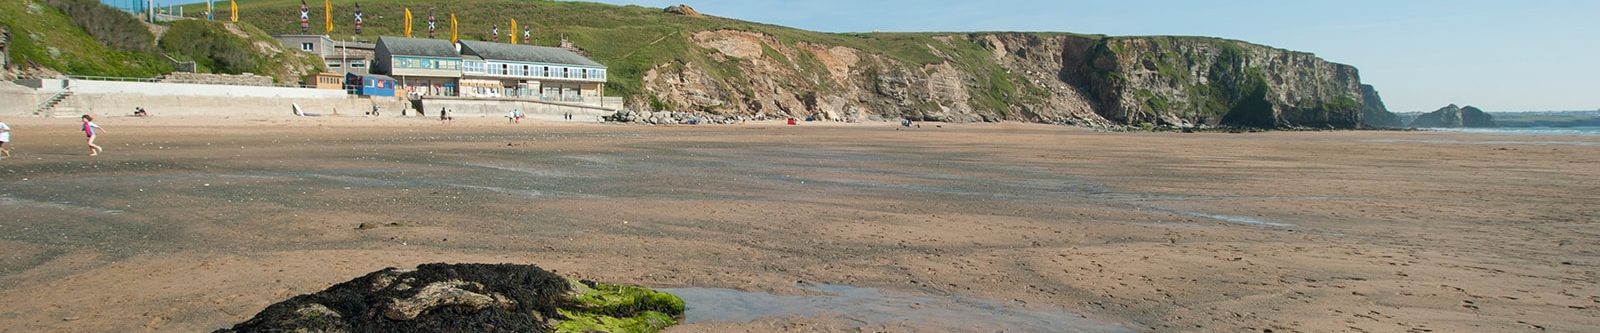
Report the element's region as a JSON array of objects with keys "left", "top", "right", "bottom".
[
  {"left": 553, "top": 280, "right": 684, "bottom": 333},
  {"left": 186, "top": 0, "right": 1028, "bottom": 105},
  {"left": 156, "top": 20, "right": 323, "bottom": 83},
  {"left": 759, "top": 41, "right": 791, "bottom": 68},
  {"left": 40, "top": 0, "right": 156, "bottom": 52},
  {"left": 0, "top": 0, "right": 170, "bottom": 77},
  {"left": 1320, "top": 96, "right": 1360, "bottom": 113},
  {"left": 161, "top": 20, "right": 261, "bottom": 75}
]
